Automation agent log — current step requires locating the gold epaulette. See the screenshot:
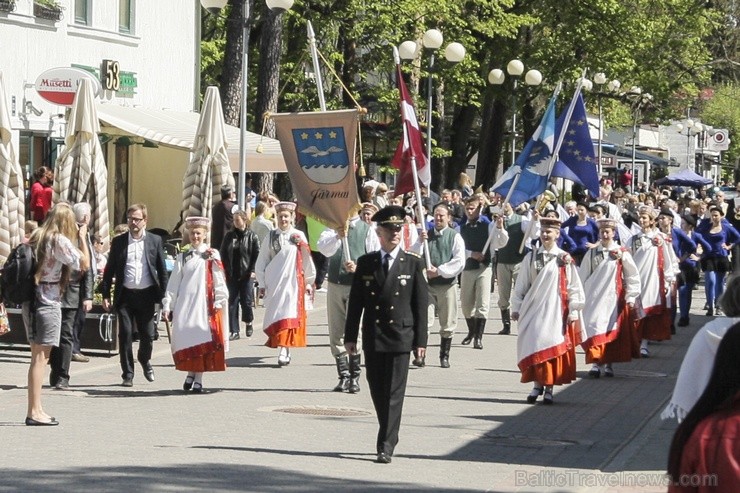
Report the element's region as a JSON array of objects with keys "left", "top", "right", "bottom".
[{"left": 404, "top": 251, "right": 422, "bottom": 258}]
